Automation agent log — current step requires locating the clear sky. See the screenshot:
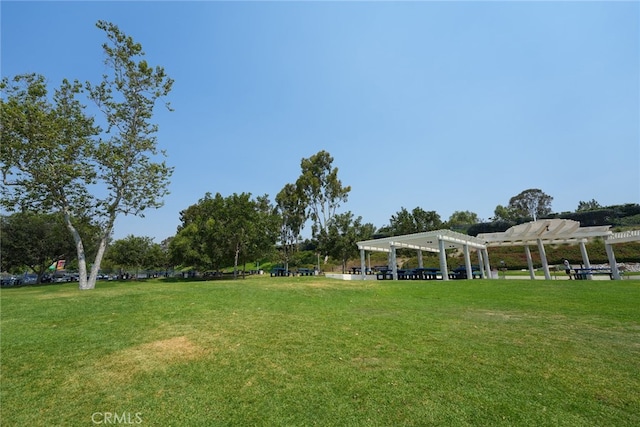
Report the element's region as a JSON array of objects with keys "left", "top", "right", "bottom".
[{"left": 2, "top": 1, "right": 639, "bottom": 242}]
